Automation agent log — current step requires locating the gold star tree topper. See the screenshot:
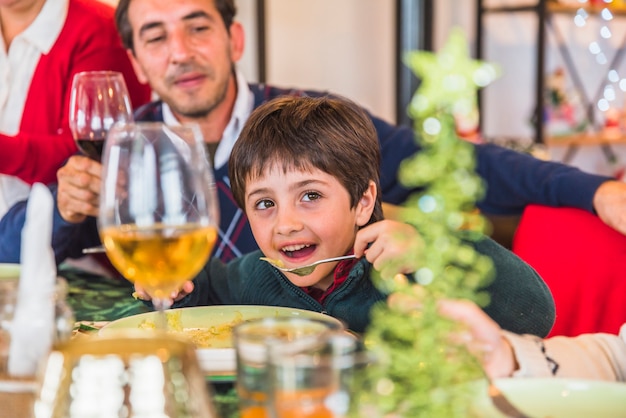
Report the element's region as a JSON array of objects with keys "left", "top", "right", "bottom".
[{"left": 405, "top": 27, "right": 500, "bottom": 121}]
